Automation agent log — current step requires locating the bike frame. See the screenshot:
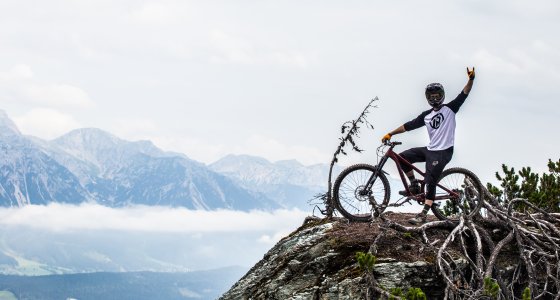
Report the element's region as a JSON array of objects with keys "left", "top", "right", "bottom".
[{"left": 366, "top": 142, "right": 459, "bottom": 202}]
